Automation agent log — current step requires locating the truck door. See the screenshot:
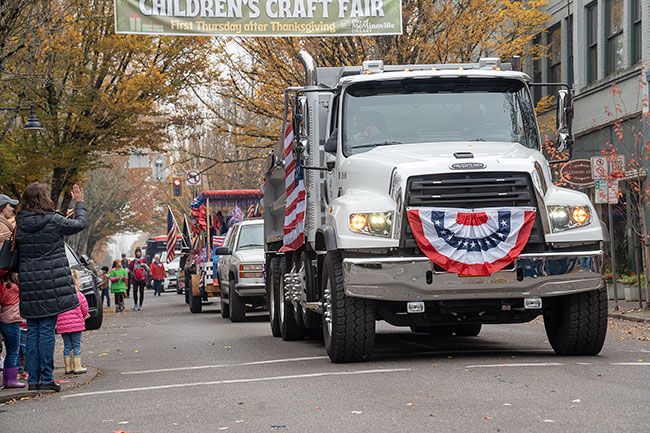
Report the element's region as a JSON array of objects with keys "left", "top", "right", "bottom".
[{"left": 324, "top": 94, "right": 339, "bottom": 205}]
